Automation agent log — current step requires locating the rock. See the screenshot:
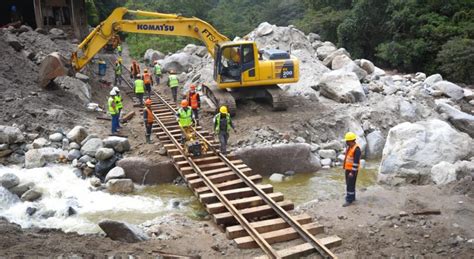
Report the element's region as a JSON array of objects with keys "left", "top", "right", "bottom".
[
  {"left": 269, "top": 173, "right": 286, "bottom": 182},
  {"left": 284, "top": 170, "right": 295, "bottom": 176},
  {"left": 0, "top": 144, "right": 8, "bottom": 151},
  {"left": 117, "top": 157, "right": 179, "bottom": 184},
  {"left": 337, "top": 154, "right": 345, "bottom": 162},
  {"left": 235, "top": 143, "right": 321, "bottom": 175},
  {"left": 436, "top": 100, "right": 474, "bottom": 137},
  {"left": 144, "top": 48, "right": 165, "bottom": 65},
  {"left": 0, "top": 125, "right": 25, "bottom": 144},
  {"left": 424, "top": 74, "right": 442, "bottom": 87},
  {"left": 107, "top": 179, "right": 134, "bottom": 194},
  {"left": 0, "top": 149, "right": 13, "bottom": 158},
  {"left": 307, "top": 33, "right": 321, "bottom": 43},
  {"left": 366, "top": 131, "right": 385, "bottom": 159},
  {"left": 66, "top": 126, "right": 88, "bottom": 143},
  {"left": 24, "top": 149, "right": 46, "bottom": 168},
  {"left": 378, "top": 119, "right": 473, "bottom": 185},
  {"left": 399, "top": 100, "right": 417, "bottom": 121},
  {"left": 432, "top": 81, "right": 464, "bottom": 100},
  {"left": 78, "top": 155, "right": 93, "bottom": 164},
  {"left": 95, "top": 148, "right": 115, "bottom": 161},
  {"left": 331, "top": 54, "right": 353, "bottom": 70},
  {"left": 67, "top": 149, "right": 81, "bottom": 161},
  {"left": 340, "top": 62, "right": 368, "bottom": 80},
  {"left": 69, "top": 142, "right": 80, "bottom": 150},
  {"left": 5, "top": 33, "right": 23, "bottom": 51},
  {"left": 102, "top": 136, "right": 130, "bottom": 153},
  {"left": 0, "top": 173, "right": 20, "bottom": 189},
  {"left": 72, "top": 168, "right": 82, "bottom": 178},
  {"left": 32, "top": 138, "right": 49, "bottom": 149},
  {"left": 372, "top": 66, "right": 386, "bottom": 77},
  {"left": 87, "top": 161, "right": 95, "bottom": 168},
  {"left": 62, "top": 138, "right": 69, "bottom": 150},
  {"left": 98, "top": 220, "right": 149, "bottom": 243},
  {"left": 9, "top": 183, "right": 33, "bottom": 197},
  {"left": 53, "top": 76, "right": 91, "bottom": 104},
  {"left": 80, "top": 138, "right": 103, "bottom": 157},
  {"left": 21, "top": 189, "right": 42, "bottom": 202},
  {"left": 105, "top": 167, "right": 126, "bottom": 182},
  {"left": 321, "top": 158, "right": 332, "bottom": 166},
  {"left": 318, "top": 71, "right": 366, "bottom": 103},
  {"left": 95, "top": 156, "right": 119, "bottom": 181},
  {"left": 415, "top": 72, "right": 426, "bottom": 81},
  {"left": 318, "top": 149, "right": 337, "bottom": 159},
  {"left": 26, "top": 207, "right": 37, "bottom": 216},
  {"left": 464, "top": 89, "right": 474, "bottom": 101},
  {"left": 322, "top": 48, "right": 350, "bottom": 67},
  {"left": 359, "top": 59, "right": 375, "bottom": 74},
  {"left": 75, "top": 72, "right": 90, "bottom": 83},
  {"left": 90, "top": 177, "right": 102, "bottom": 187},
  {"left": 316, "top": 45, "right": 337, "bottom": 60},
  {"left": 49, "top": 28, "right": 65, "bottom": 36},
  {"left": 431, "top": 161, "right": 457, "bottom": 185},
  {"left": 256, "top": 22, "right": 274, "bottom": 36},
  {"left": 320, "top": 140, "right": 343, "bottom": 151},
  {"left": 160, "top": 52, "right": 200, "bottom": 74},
  {"left": 295, "top": 137, "right": 306, "bottom": 143},
  {"left": 48, "top": 132, "right": 63, "bottom": 142}
]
